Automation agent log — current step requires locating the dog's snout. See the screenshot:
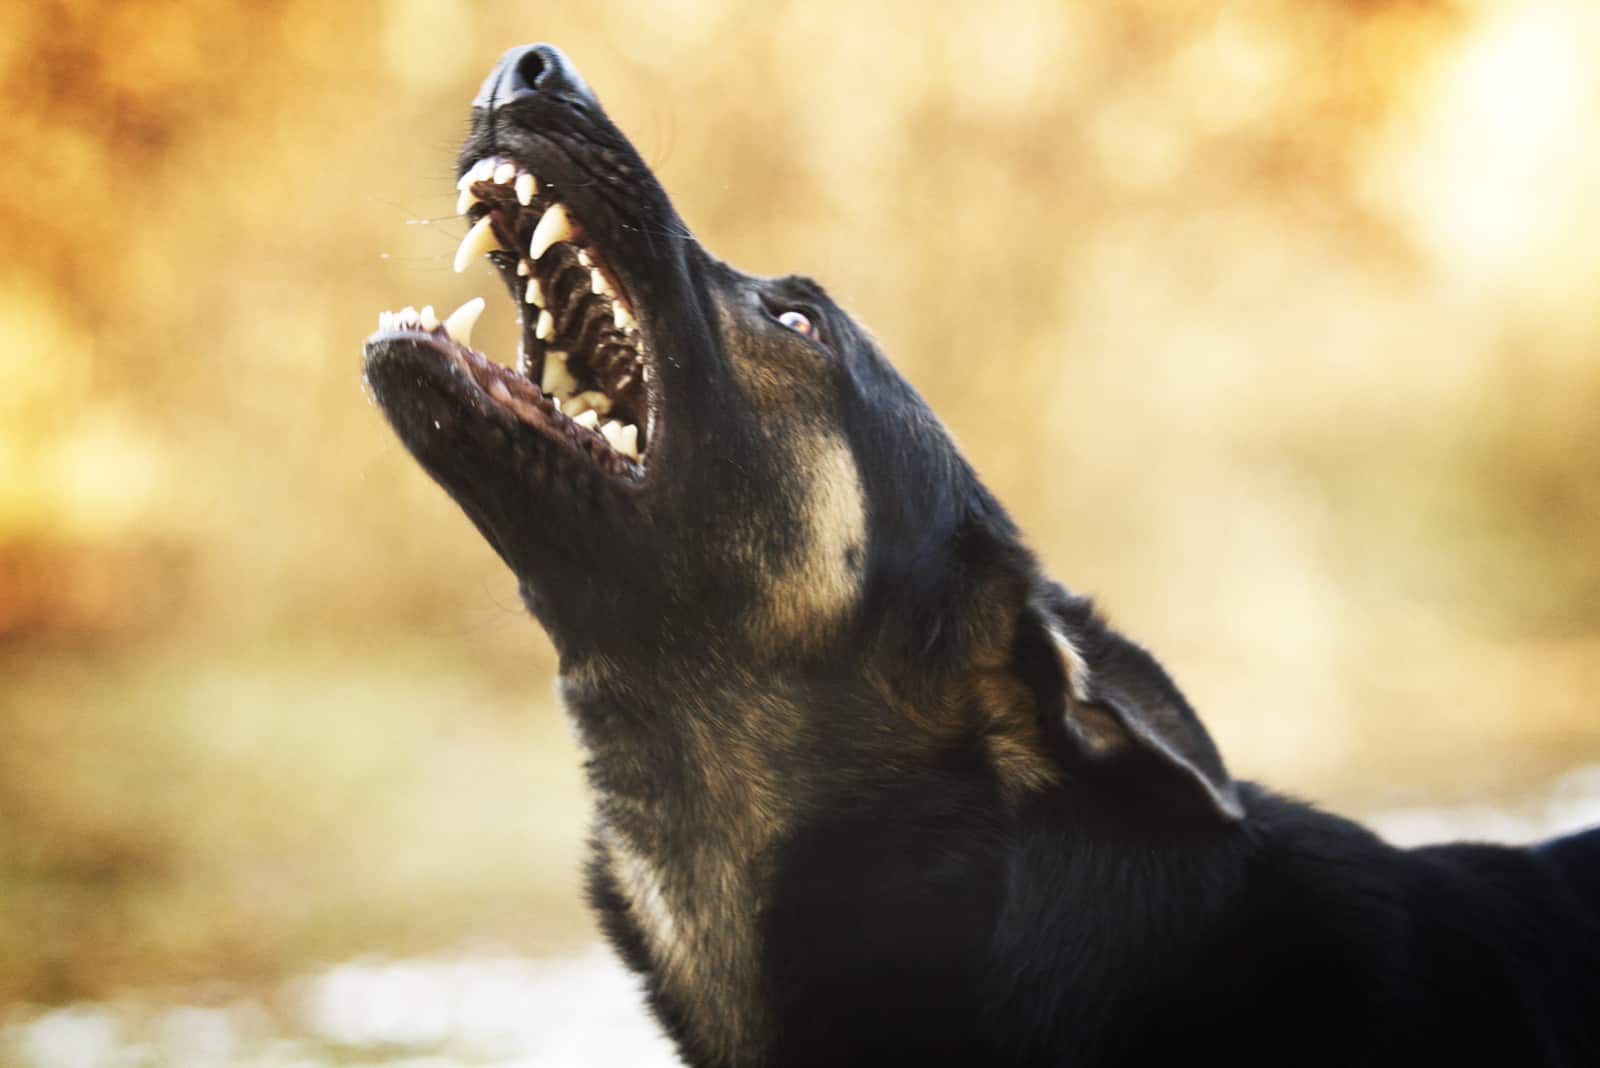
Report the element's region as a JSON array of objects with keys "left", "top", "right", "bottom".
[{"left": 473, "top": 43, "right": 594, "bottom": 111}]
